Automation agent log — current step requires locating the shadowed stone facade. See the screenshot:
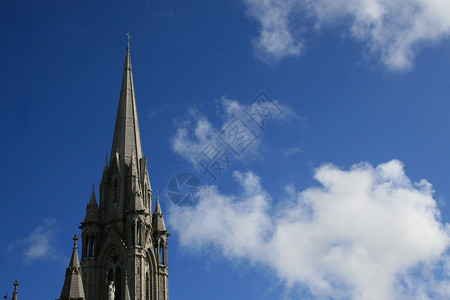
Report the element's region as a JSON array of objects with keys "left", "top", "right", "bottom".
[{"left": 58, "top": 44, "right": 169, "bottom": 300}]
